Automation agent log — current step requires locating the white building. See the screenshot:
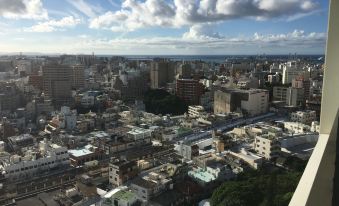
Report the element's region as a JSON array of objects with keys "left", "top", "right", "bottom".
[
  {"left": 188, "top": 105, "right": 205, "bottom": 118},
  {"left": 286, "top": 87, "right": 304, "bottom": 107},
  {"left": 253, "top": 134, "right": 281, "bottom": 160},
  {"left": 0, "top": 140, "right": 69, "bottom": 180},
  {"left": 284, "top": 122, "right": 311, "bottom": 134},
  {"left": 127, "top": 126, "right": 152, "bottom": 141},
  {"left": 188, "top": 163, "right": 234, "bottom": 185},
  {"left": 227, "top": 148, "right": 263, "bottom": 169},
  {"left": 241, "top": 89, "right": 269, "bottom": 116},
  {"left": 291, "top": 110, "right": 317, "bottom": 125},
  {"left": 282, "top": 61, "right": 304, "bottom": 84}
]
